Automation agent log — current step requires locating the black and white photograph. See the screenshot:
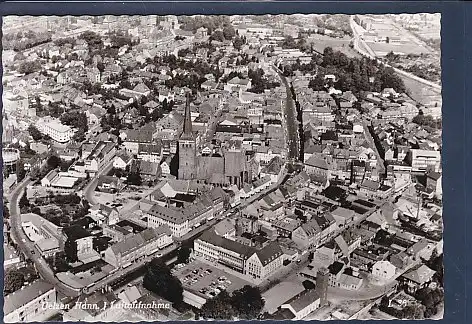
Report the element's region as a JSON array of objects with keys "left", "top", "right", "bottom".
[{"left": 2, "top": 13, "right": 443, "bottom": 322}]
